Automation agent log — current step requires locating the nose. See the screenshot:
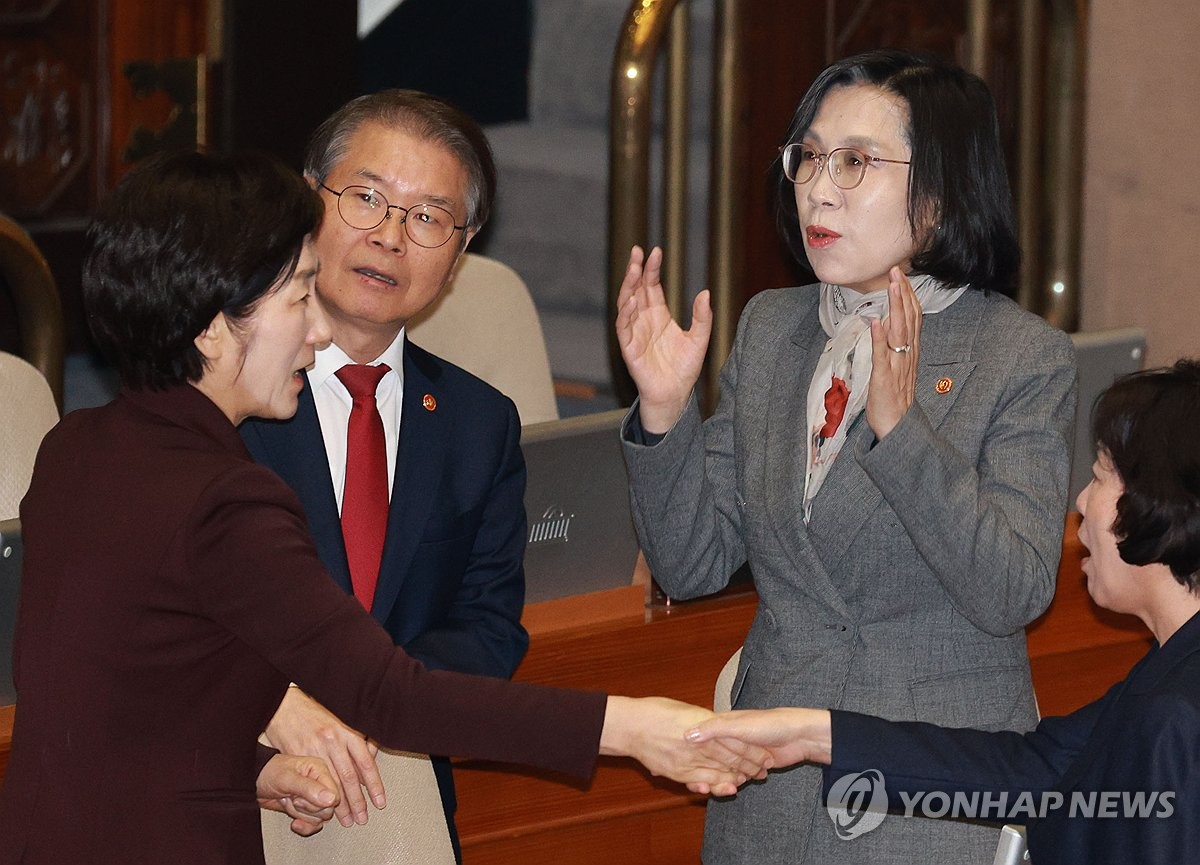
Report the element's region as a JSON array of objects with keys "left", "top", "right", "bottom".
[
  {"left": 805, "top": 156, "right": 840, "bottom": 207},
  {"left": 1075, "top": 480, "right": 1089, "bottom": 516},
  {"left": 307, "top": 292, "right": 333, "bottom": 347},
  {"left": 368, "top": 208, "right": 408, "bottom": 254}
]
